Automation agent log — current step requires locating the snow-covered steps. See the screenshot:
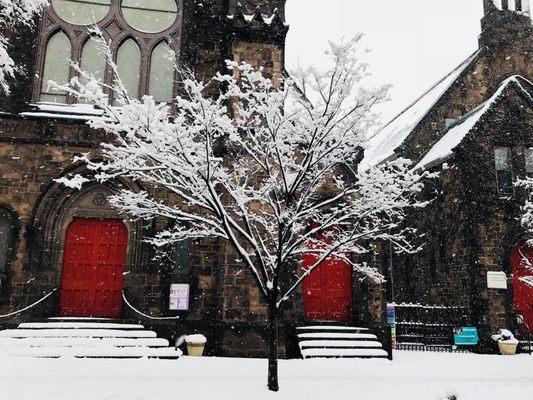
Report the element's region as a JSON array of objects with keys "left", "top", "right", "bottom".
[
  {"left": 300, "top": 348, "right": 388, "bottom": 359},
  {"left": 296, "top": 324, "right": 389, "bottom": 359},
  {"left": 296, "top": 325, "right": 369, "bottom": 333},
  {"left": 0, "top": 318, "right": 182, "bottom": 359},
  {"left": 2, "top": 346, "right": 182, "bottom": 359}
]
